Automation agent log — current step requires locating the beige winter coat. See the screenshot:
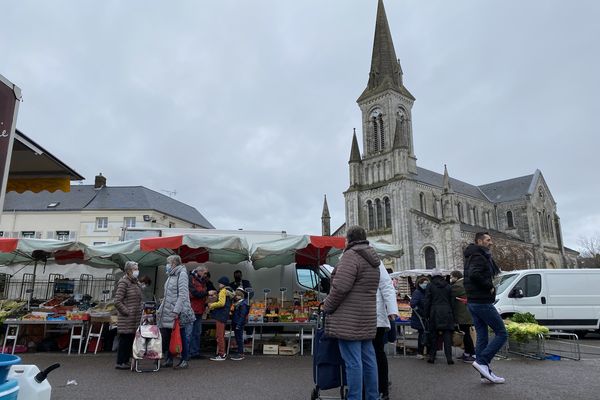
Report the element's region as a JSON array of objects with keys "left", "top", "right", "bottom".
[
  {"left": 114, "top": 275, "right": 143, "bottom": 334},
  {"left": 323, "top": 241, "right": 381, "bottom": 341}
]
